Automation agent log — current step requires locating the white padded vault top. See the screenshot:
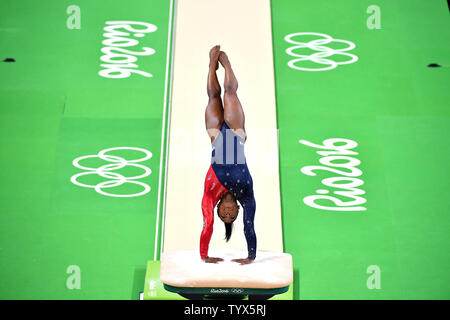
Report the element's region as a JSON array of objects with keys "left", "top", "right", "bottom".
[{"left": 160, "top": 248, "right": 293, "bottom": 289}]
